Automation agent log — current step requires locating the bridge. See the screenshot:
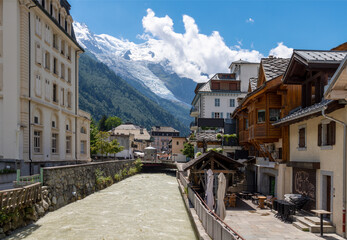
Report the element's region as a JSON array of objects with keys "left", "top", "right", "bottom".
[{"left": 141, "top": 159, "right": 178, "bottom": 171}]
